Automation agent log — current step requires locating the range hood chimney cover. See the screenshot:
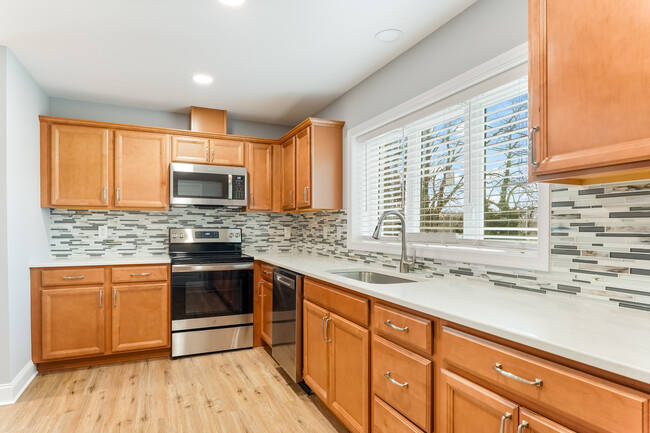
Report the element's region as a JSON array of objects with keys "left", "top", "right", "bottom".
[{"left": 190, "top": 106, "right": 227, "bottom": 134}]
